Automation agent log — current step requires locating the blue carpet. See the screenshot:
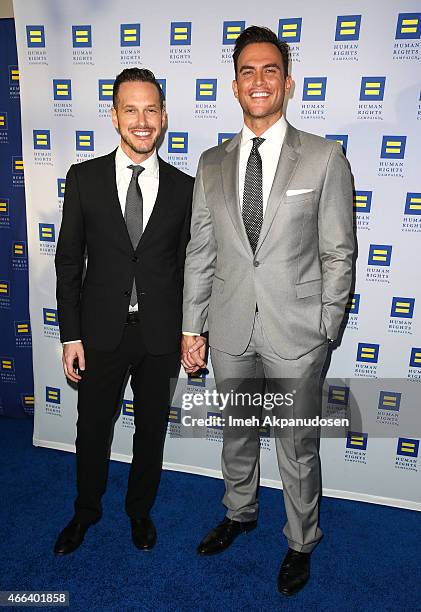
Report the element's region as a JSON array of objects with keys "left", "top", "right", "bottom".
[{"left": 0, "top": 417, "right": 420, "bottom": 611}]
